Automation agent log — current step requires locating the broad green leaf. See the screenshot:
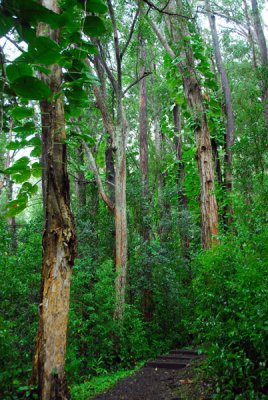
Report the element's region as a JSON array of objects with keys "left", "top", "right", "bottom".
[
  {"left": 6, "top": 201, "right": 27, "bottom": 217},
  {"left": 4, "top": 0, "right": 61, "bottom": 28},
  {"left": 20, "top": 182, "right": 38, "bottom": 195},
  {"left": 78, "top": 0, "right": 108, "bottom": 14},
  {"left": 12, "top": 76, "right": 51, "bottom": 100},
  {"left": 0, "top": 15, "right": 13, "bottom": 36},
  {"left": 33, "top": 65, "right": 51, "bottom": 75},
  {"left": 31, "top": 162, "right": 42, "bottom": 178},
  {"left": 28, "top": 37, "right": 62, "bottom": 65},
  {"left": 6, "top": 140, "right": 25, "bottom": 151},
  {"left": 4, "top": 156, "right": 30, "bottom": 174},
  {"left": 30, "top": 145, "right": 42, "bottom": 157},
  {"left": 83, "top": 16, "right": 106, "bottom": 37},
  {"left": 12, "top": 167, "right": 31, "bottom": 183},
  {"left": 6, "top": 63, "right": 33, "bottom": 82},
  {"left": 10, "top": 106, "right": 34, "bottom": 120},
  {"left": 13, "top": 122, "right": 36, "bottom": 135}
]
